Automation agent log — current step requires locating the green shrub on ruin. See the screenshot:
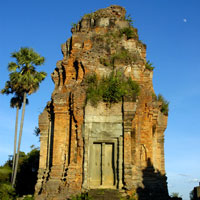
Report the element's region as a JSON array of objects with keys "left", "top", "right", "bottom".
[
  {"left": 157, "top": 94, "right": 169, "bottom": 115},
  {"left": 124, "top": 14, "right": 133, "bottom": 26},
  {"left": 100, "top": 48, "right": 140, "bottom": 68},
  {"left": 71, "top": 23, "right": 77, "bottom": 29},
  {"left": 145, "top": 60, "right": 154, "bottom": 71},
  {"left": 120, "top": 27, "right": 137, "bottom": 39},
  {"left": 85, "top": 72, "right": 140, "bottom": 106},
  {"left": 99, "top": 58, "right": 112, "bottom": 67},
  {"left": 111, "top": 48, "right": 139, "bottom": 64}
]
